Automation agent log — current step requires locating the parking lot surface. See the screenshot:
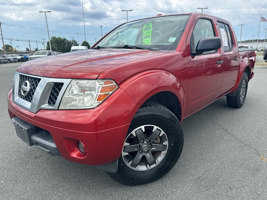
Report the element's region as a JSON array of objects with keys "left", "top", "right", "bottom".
[{"left": 0, "top": 62, "right": 266, "bottom": 200}]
